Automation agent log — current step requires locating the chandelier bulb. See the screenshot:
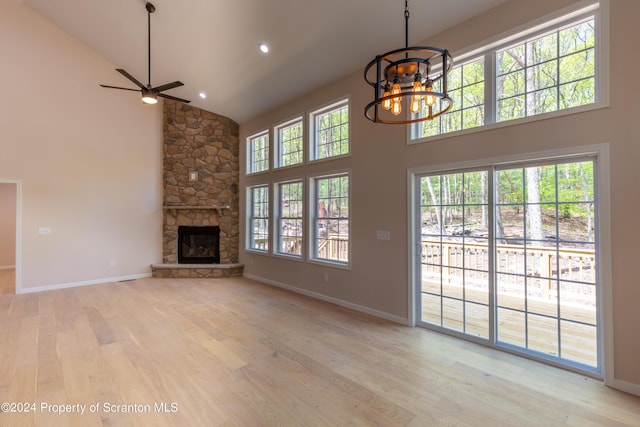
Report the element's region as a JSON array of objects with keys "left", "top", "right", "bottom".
[
  {"left": 391, "top": 78, "right": 402, "bottom": 101},
  {"left": 391, "top": 99, "right": 402, "bottom": 116},
  {"left": 410, "top": 72, "right": 424, "bottom": 114},
  {"left": 391, "top": 77, "right": 402, "bottom": 116},
  {"left": 410, "top": 98, "right": 421, "bottom": 114},
  {"left": 382, "top": 83, "right": 392, "bottom": 110},
  {"left": 425, "top": 79, "right": 436, "bottom": 107}
]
